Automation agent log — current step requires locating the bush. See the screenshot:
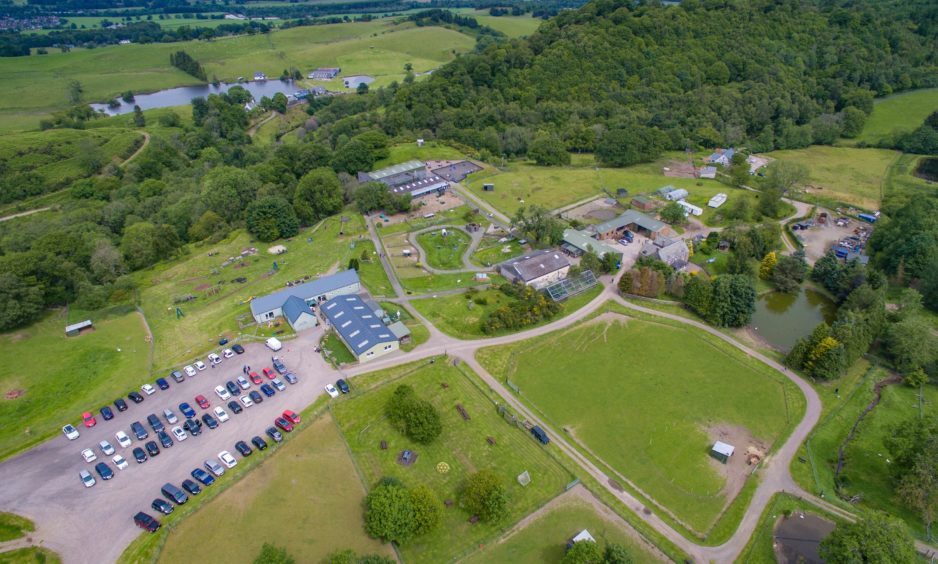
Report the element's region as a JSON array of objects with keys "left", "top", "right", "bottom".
[{"left": 482, "top": 283, "right": 562, "bottom": 333}]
